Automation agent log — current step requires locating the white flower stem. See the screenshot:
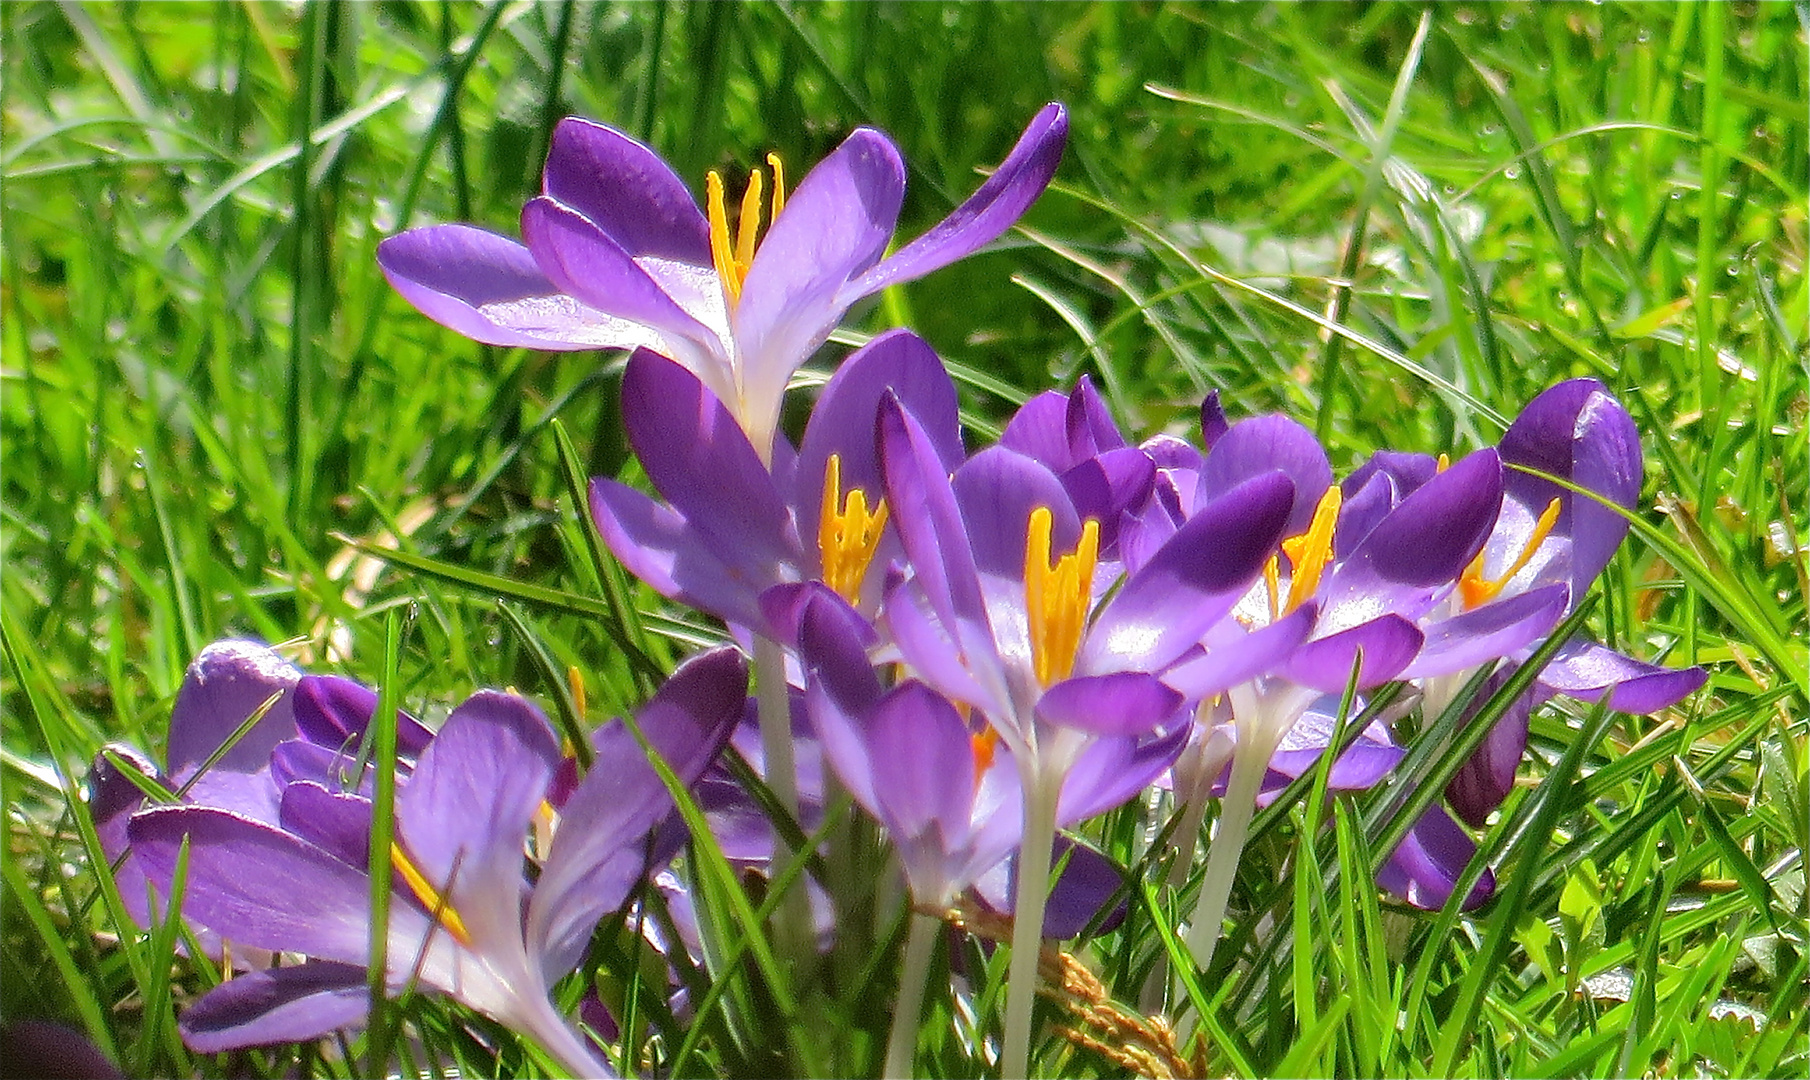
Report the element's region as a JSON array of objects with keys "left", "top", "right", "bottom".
[
  {"left": 883, "top": 910, "right": 942, "bottom": 1079},
  {"left": 1000, "top": 769, "right": 1060, "bottom": 1080},
  {"left": 1180, "top": 728, "right": 1272, "bottom": 978}
]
